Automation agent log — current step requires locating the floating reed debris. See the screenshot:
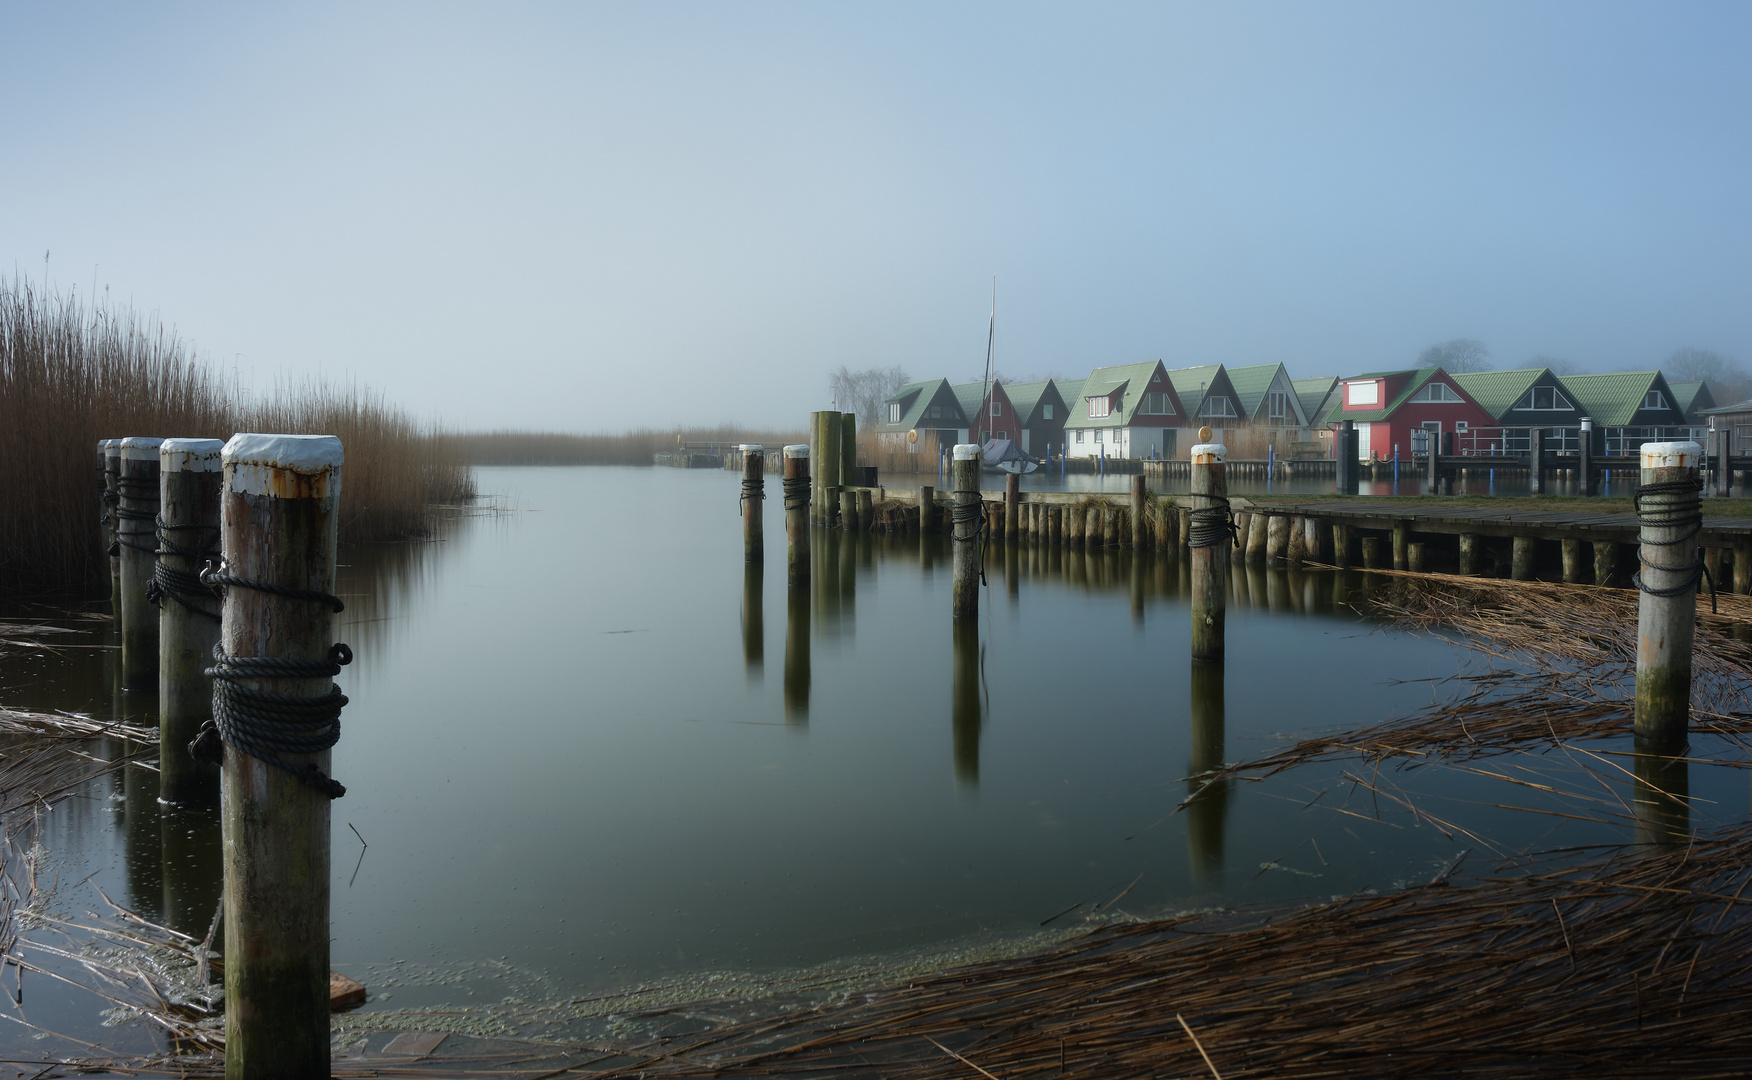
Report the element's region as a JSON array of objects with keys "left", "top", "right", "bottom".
[{"left": 0, "top": 277, "right": 471, "bottom": 592}]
